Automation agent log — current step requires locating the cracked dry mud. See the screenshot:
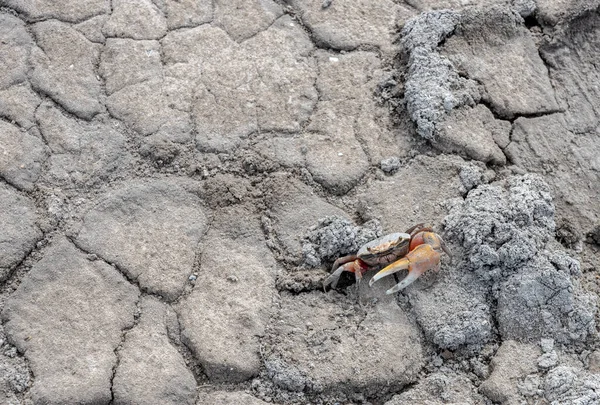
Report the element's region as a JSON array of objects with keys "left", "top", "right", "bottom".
[{"left": 1, "top": 1, "right": 600, "bottom": 404}]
